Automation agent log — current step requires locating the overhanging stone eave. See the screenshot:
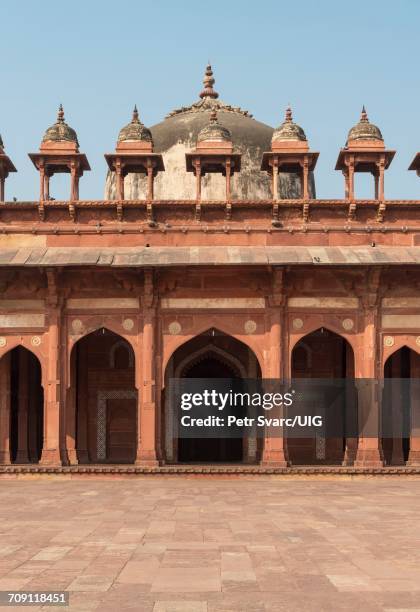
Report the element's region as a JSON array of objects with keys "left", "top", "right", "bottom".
[{"left": 0, "top": 246, "right": 420, "bottom": 267}]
